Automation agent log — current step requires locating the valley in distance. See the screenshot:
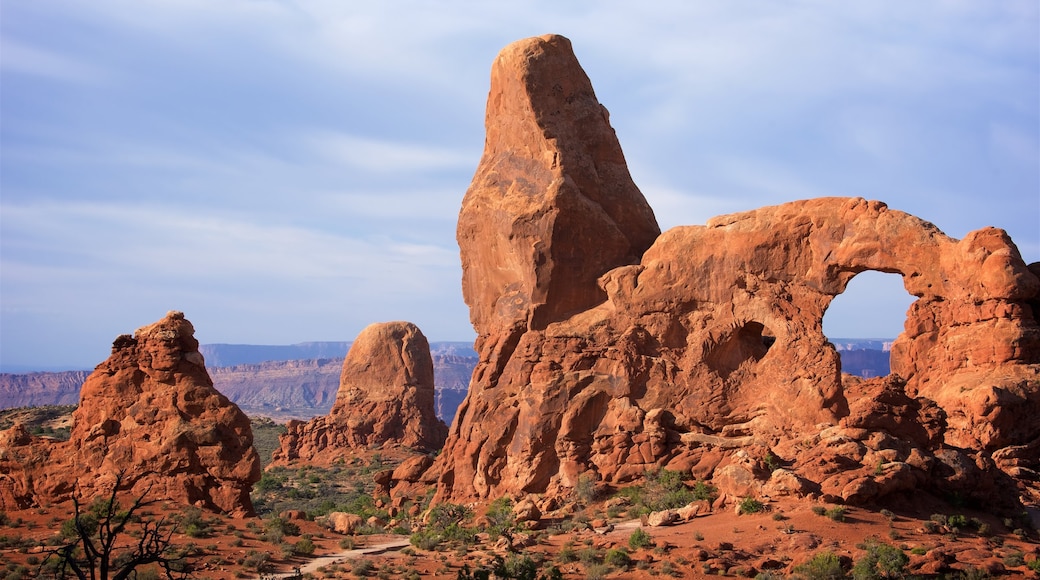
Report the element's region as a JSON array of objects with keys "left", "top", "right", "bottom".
[{"left": 0, "top": 339, "right": 888, "bottom": 424}]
